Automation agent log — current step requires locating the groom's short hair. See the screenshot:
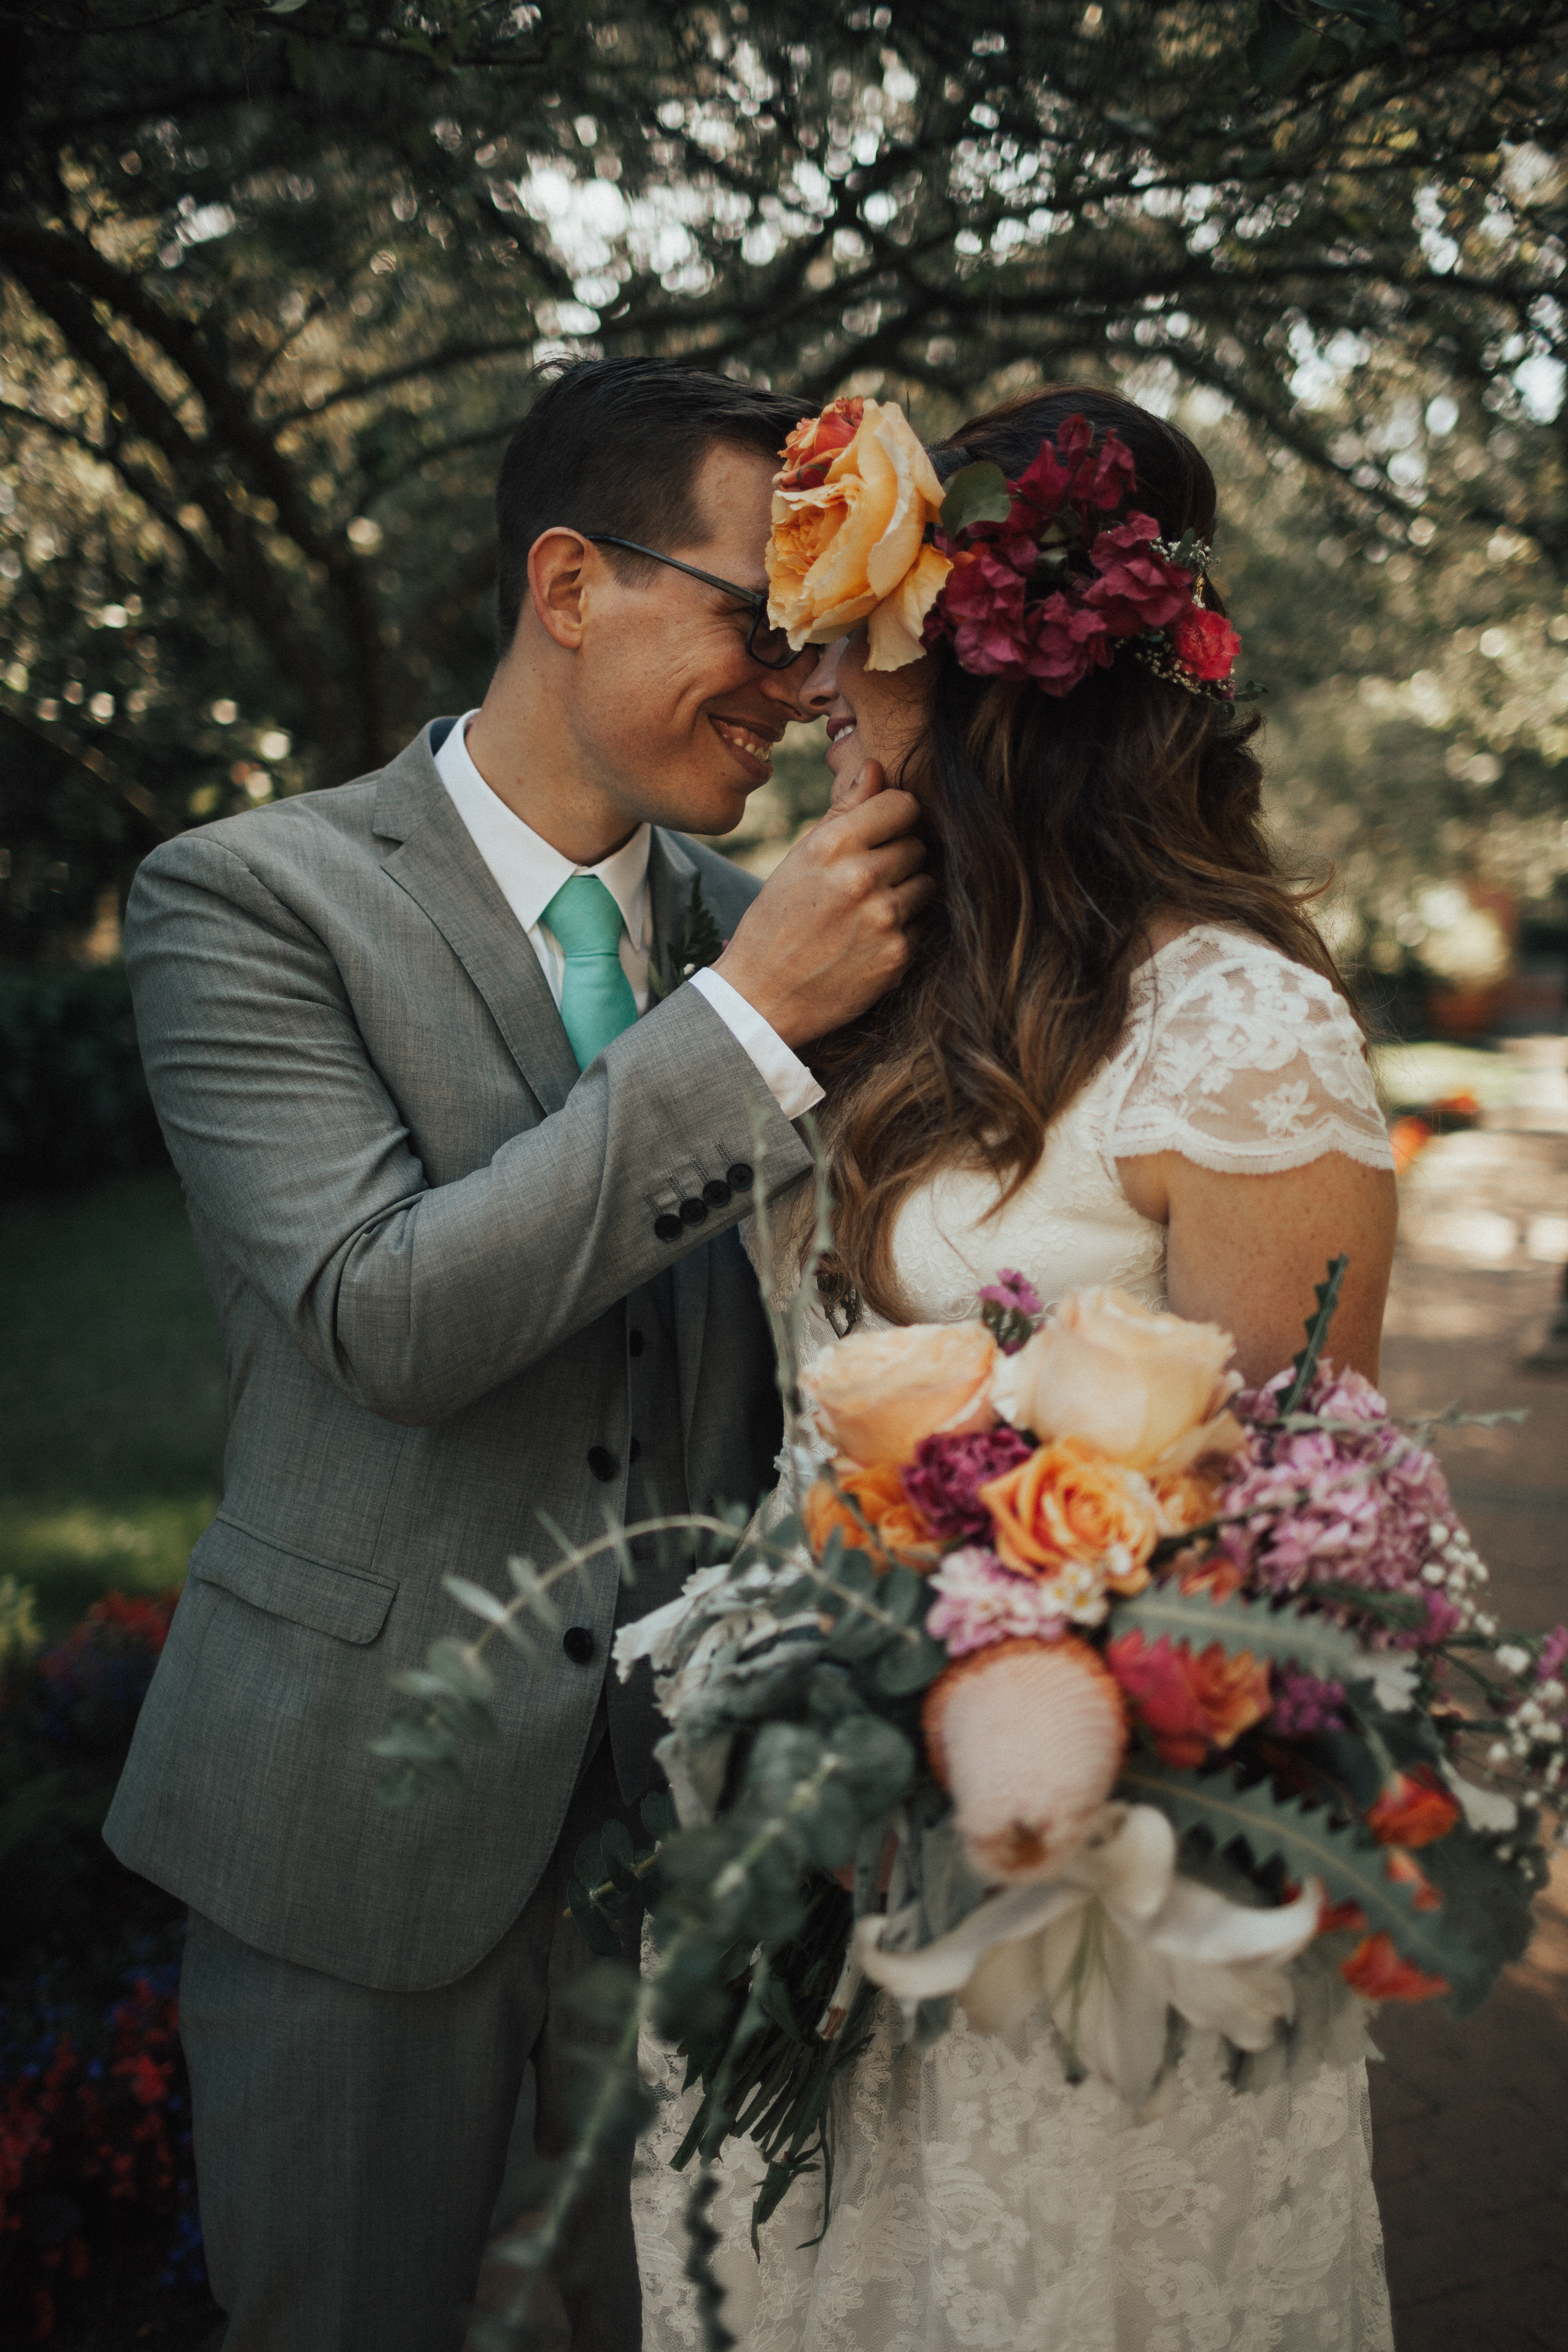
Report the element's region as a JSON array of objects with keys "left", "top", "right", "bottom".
[{"left": 494, "top": 357, "right": 804, "bottom": 650}]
